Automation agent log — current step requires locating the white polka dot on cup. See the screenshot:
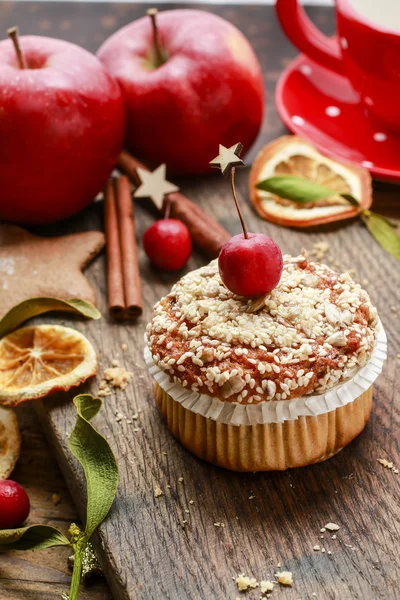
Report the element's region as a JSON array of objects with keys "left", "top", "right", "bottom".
[
  {"left": 362, "top": 160, "right": 374, "bottom": 168},
  {"left": 325, "top": 106, "right": 341, "bottom": 117},
  {"left": 300, "top": 64, "right": 312, "bottom": 76},
  {"left": 292, "top": 115, "right": 305, "bottom": 126},
  {"left": 365, "top": 96, "right": 374, "bottom": 106},
  {"left": 340, "top": 37, "right": 348, "bottom": 49},
  {"left": 373, "top": 132, "right": 387, "bottom": 142}
]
